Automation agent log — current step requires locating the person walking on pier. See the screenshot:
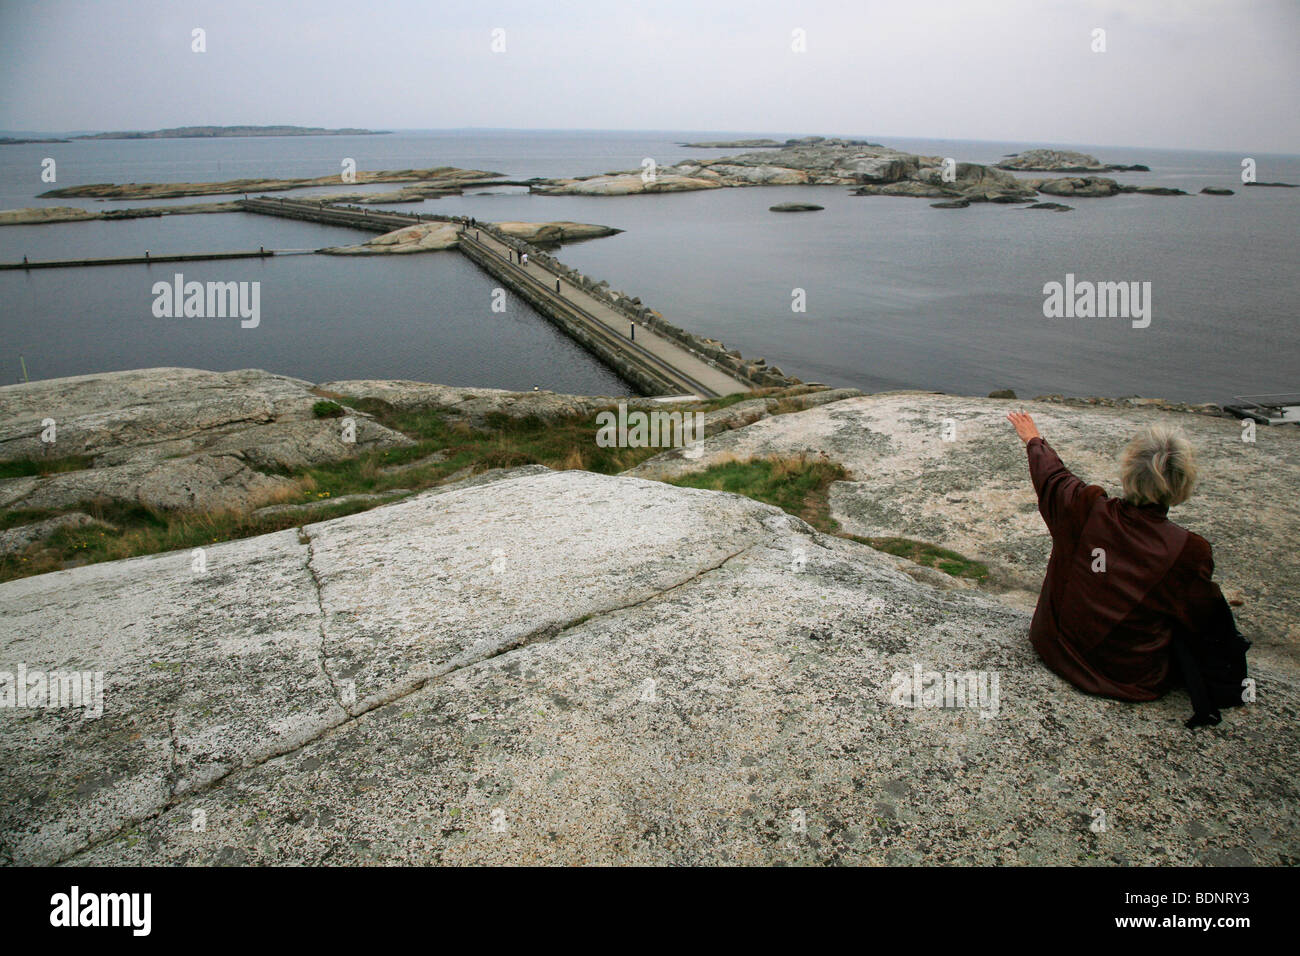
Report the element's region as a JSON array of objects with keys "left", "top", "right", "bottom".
[
  {"left": 521, "top": 253, "right": 528, "bottom": 267},
  {"left": 629, "top": 322, "right": 635, "bottom": 341},
  {"left": 556, "top": 279, "right": 561, "bottom": 293}
]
